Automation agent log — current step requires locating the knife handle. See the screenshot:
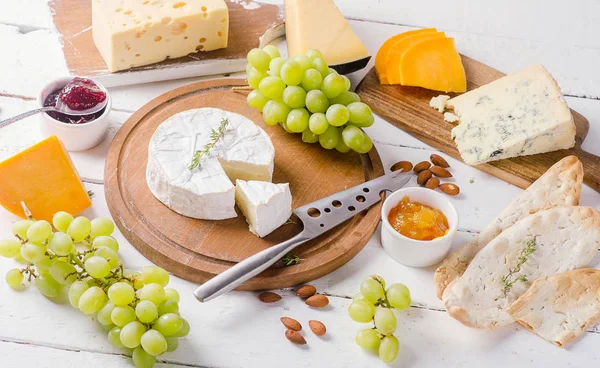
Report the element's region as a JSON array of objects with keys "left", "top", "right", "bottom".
[{"left": 193, "top": 232, "right": 311, "bottom": 302}]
